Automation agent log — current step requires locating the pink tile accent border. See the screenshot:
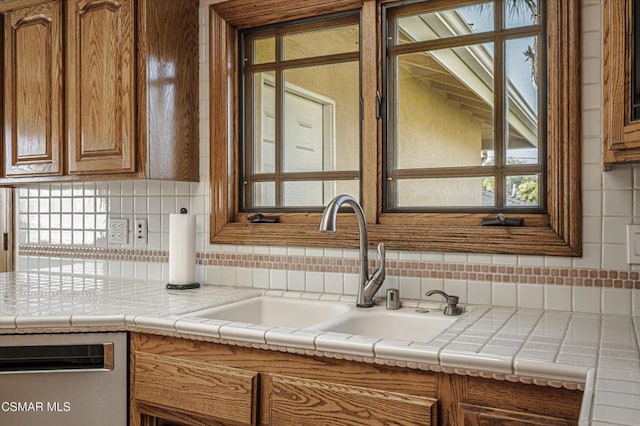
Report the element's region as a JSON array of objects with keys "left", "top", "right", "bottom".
[
  {"left": 19, "top": 244, "right": 640, "bottom": 289},
  {"left": 20, "top": 245, "right": 169, "bottom": 264}
]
